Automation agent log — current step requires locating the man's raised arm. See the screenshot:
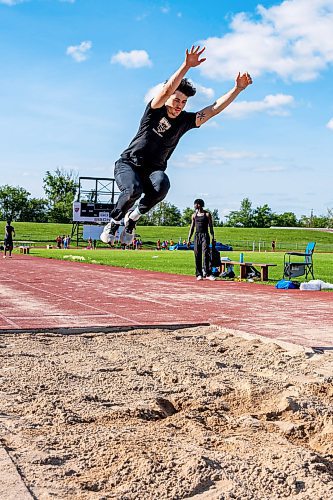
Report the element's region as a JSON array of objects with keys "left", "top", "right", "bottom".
[
  {"left": 195, "top": 72, "right": 252, "bottom": 126},
  {"left": 151, "top": 46, "right": 206, "bottom": 109}
]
